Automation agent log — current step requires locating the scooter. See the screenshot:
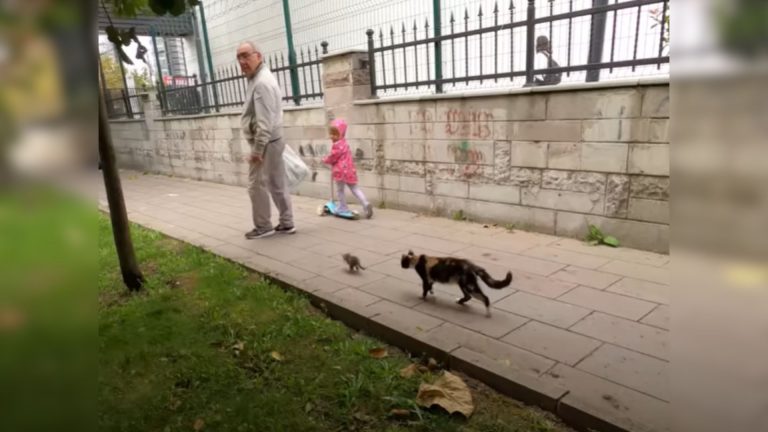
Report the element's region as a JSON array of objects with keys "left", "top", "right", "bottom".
[{"left": 317, "top": 179, "right": 360, "bottom": 220}]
